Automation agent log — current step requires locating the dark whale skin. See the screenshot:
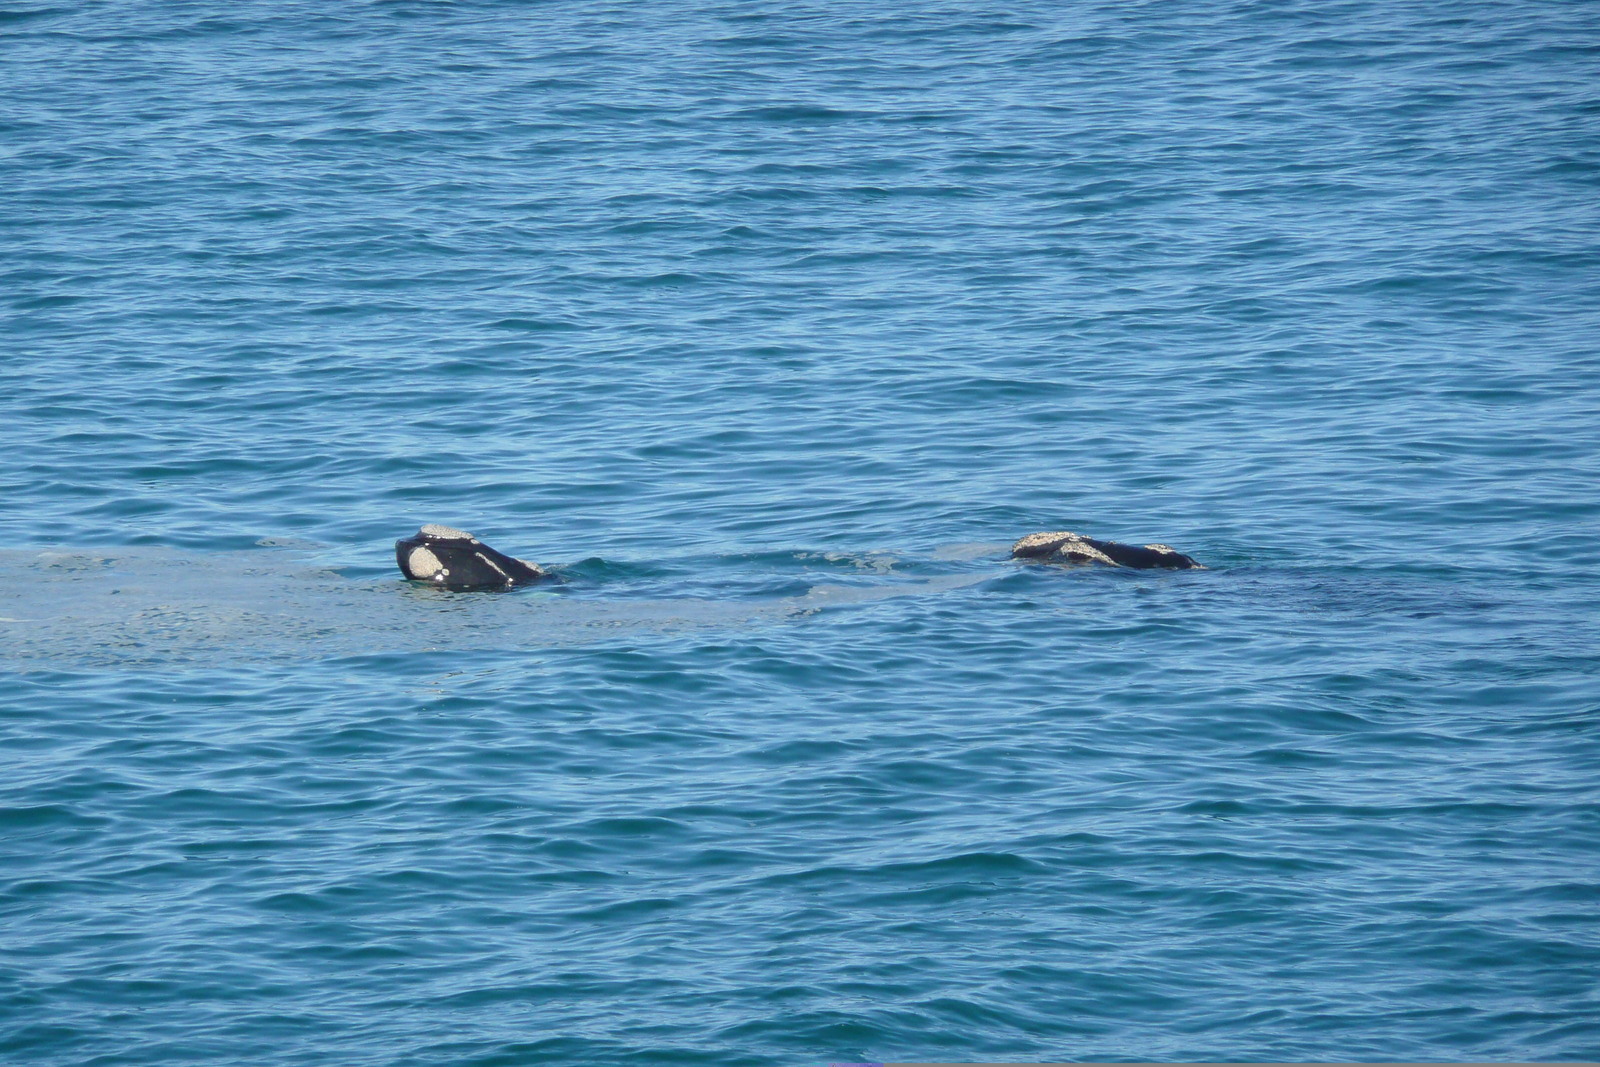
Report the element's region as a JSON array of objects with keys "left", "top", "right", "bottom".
[
  {"left": 395, "top": 524, "right": 549, "bottom": 590},
  {"left": 1012, "top": 531, "right": 1203, "bottom": 570}
]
